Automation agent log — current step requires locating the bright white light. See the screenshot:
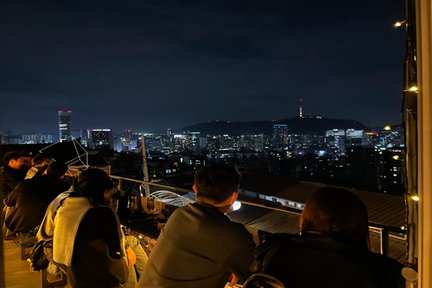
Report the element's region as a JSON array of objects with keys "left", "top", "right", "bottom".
[
  {"left": 393, "top": 20, "right": 406, "bottom": 28},
  {"left": 412, "top": 195, "right": 420, "bottom": 202},
  {"left": 232, "top": 201, "right": 242, "bottom": 211},
  {"left": 405, "top": 86, "right": 418, "bottom": 92}
]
